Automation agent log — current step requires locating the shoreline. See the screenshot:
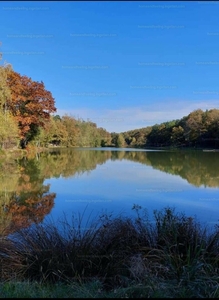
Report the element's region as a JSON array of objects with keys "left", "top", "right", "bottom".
[{"left": 0, "top": 144, "right": 219, "bottom": 158}]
